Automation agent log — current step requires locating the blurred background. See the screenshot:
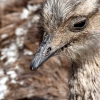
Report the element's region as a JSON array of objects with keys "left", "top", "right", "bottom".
[{"left": 0, "top": 0, "right": 68, "bottom": 100}]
